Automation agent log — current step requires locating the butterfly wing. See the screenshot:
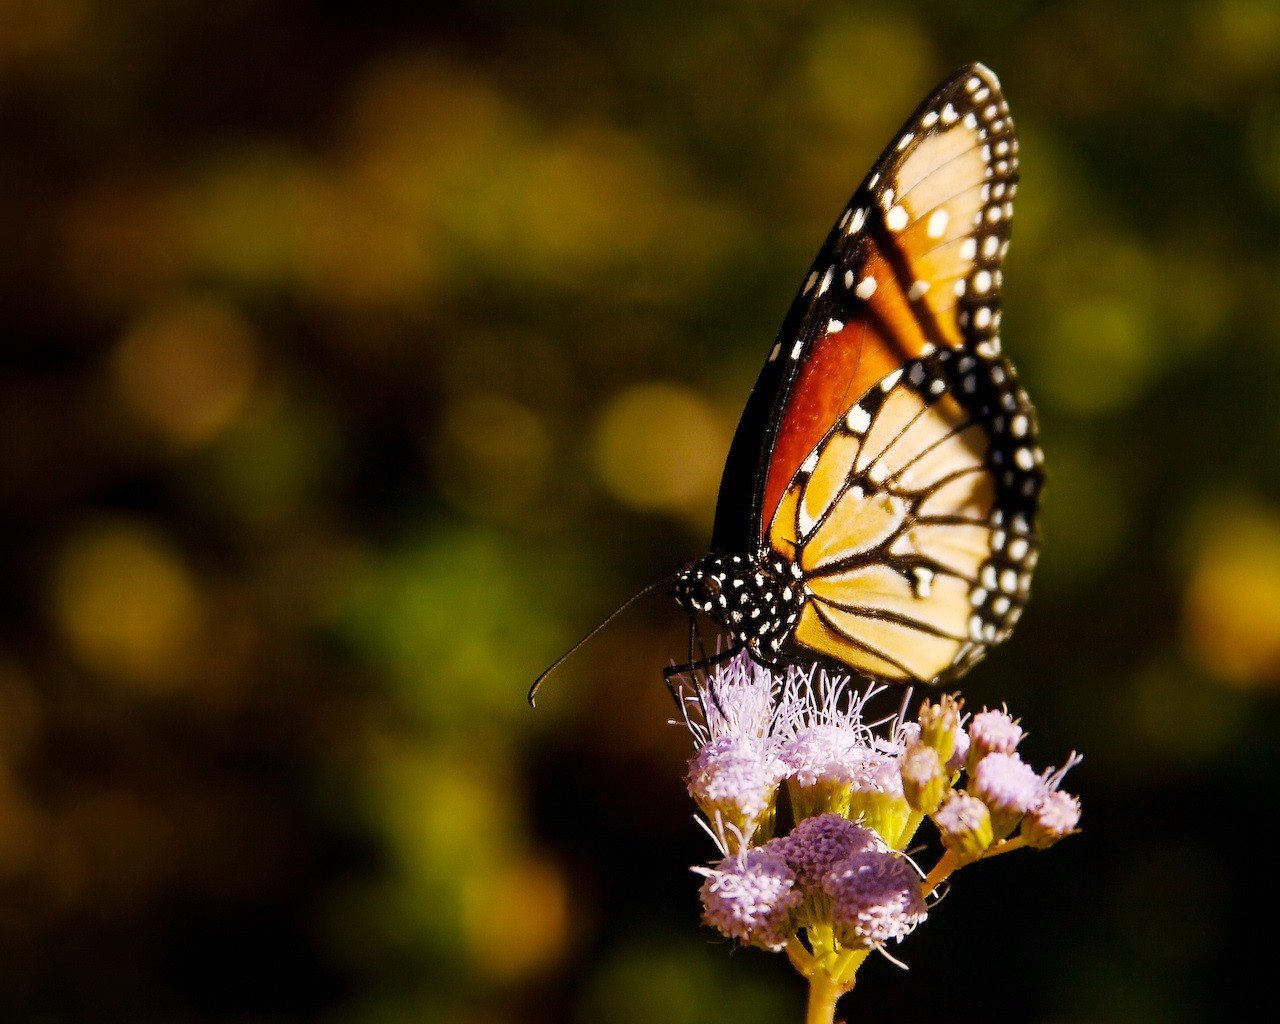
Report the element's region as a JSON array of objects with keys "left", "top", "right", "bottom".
[{"left": 713, "top": 63, "right": 1041, "bottom": 684}]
